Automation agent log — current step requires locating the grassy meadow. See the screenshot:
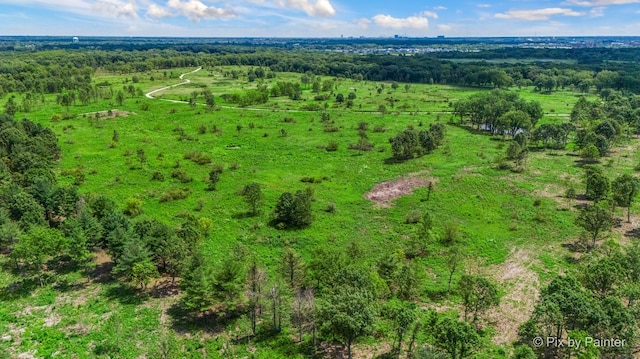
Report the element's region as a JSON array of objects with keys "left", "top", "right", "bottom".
[{"left": 2, "top": 65, "right": 636, "bottom": 358}]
